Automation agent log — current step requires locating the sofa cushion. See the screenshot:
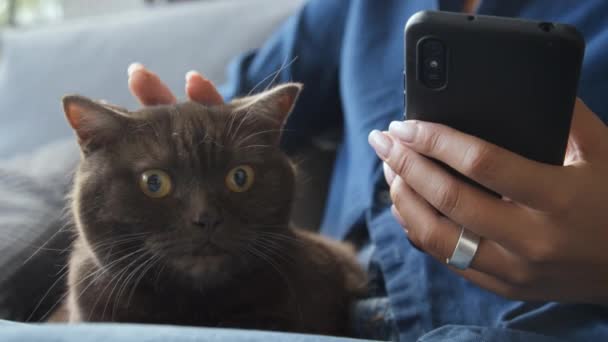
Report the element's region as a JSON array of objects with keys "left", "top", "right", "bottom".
[{"left": 0, "top": 0, "right": 303, "bottom": 158}]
